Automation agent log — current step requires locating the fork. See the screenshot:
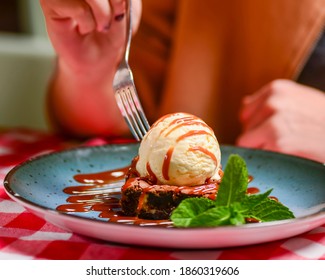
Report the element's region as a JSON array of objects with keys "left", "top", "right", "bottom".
[{"left": 113, "top": 0, "right": 150, "bottom": 141}]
